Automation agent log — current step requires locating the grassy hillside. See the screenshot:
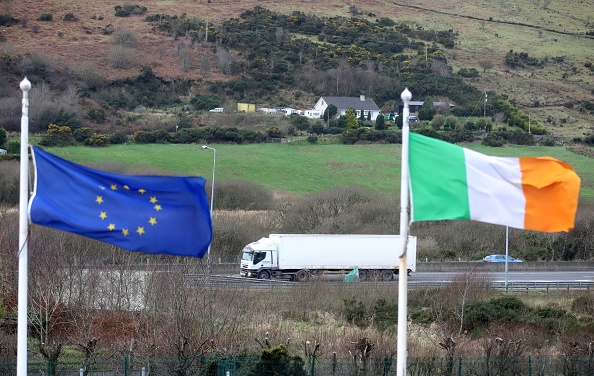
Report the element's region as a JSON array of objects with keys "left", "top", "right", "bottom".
[
  {"left": 1, "top": 0, "right": 594, "bottom": 138},
  {"left": 46, "top": 140, "right": 594, "bottom": 198}
]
